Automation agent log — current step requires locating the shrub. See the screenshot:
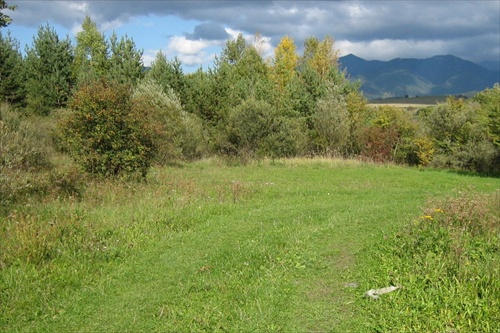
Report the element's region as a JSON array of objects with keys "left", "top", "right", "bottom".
[
  {"left": 58, "top": 79, "right": 154, "bottom": 178},
  {"left": 132, "top": 78, "right": 207, "bottom": 163},
  {"left": 412, "top": 136, "right": 434, "bottom": 167},
  {"left": 422, "top": 97, "right": 499, "bottom": 173},
  {"left": 1, "top": 104, "right": 85, "bottom": 211},
  {"left": 359, "top": 125, "right": 400, "bottom": 162},
  {"left": 225, "top": 98, "right": 303, "bottom": 158},
  {"left": 309, "top": 85, "right": 350, "bottom": 155},
  {"left": 358, "top": 105, "right": 417, "bottom": 163}
]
